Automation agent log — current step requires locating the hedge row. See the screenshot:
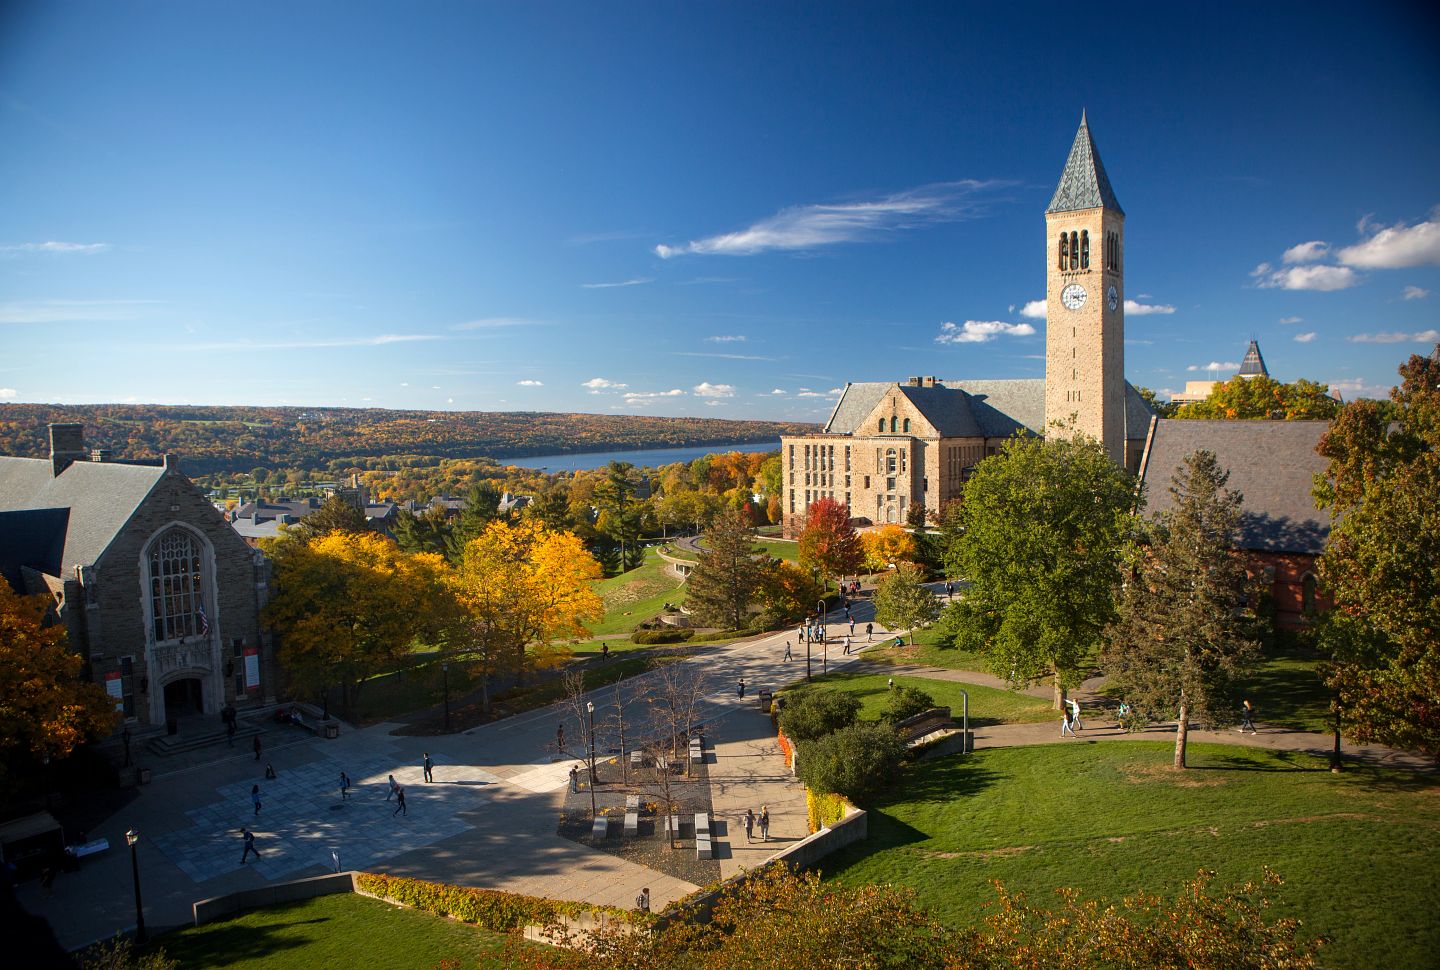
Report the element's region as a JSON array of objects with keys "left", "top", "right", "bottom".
[
  {"left": 355, "top": 872, "right": 641, "bottom": 931},
  {"left": 776, "top": 728, "right": 795, "bottom": 769},
  {"left": 806, "top": 789, "right": 847, "bottom": 834},
  {"left": 690, "top": 627, "right": 765, "bottom": 643},
  {"left": 632, "top": 628, "right": 694, "bottom": 644}
]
